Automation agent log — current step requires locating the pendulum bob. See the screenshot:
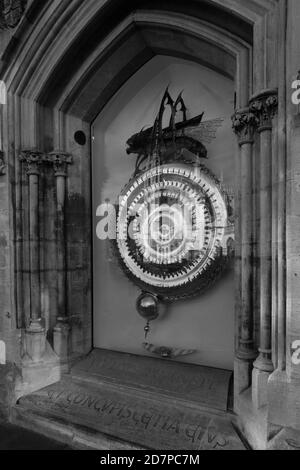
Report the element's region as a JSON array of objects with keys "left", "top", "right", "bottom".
[{"left": 136, "top": 293, "right": 159, "bottom": 339}]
